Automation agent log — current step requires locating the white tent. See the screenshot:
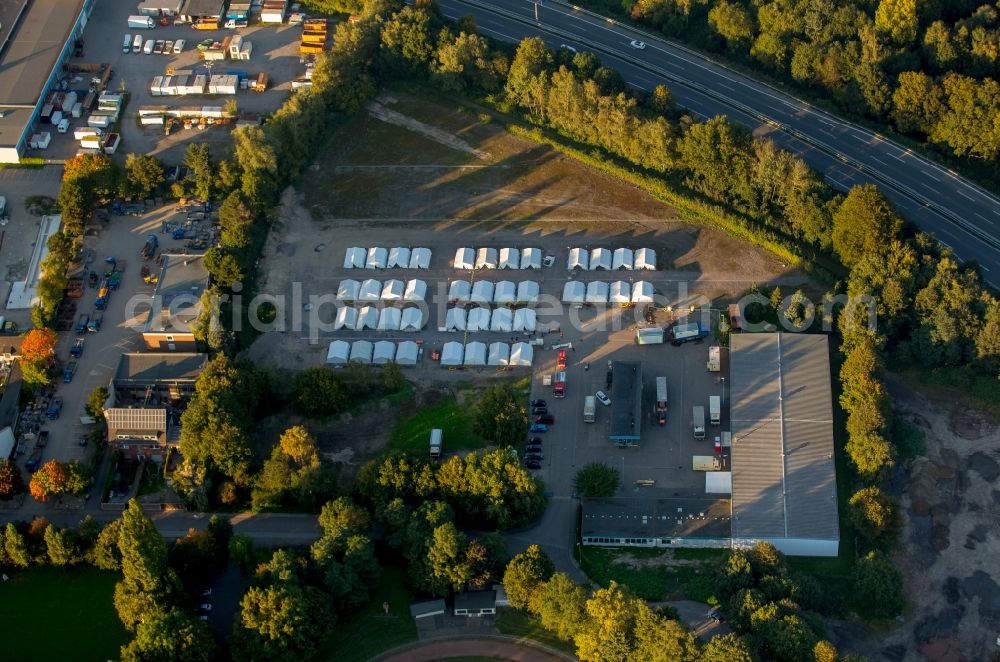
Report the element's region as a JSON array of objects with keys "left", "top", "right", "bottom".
[
  {"left": 562, "top": 280, "right": 585, "bottom": 303},
  {"left": 520, "top": 248, "right": 542, "bottom": 270},
  {"left": 513, "top": 307, "right": 536, "bottom": 332},
  {"left": 494, "top": 280, "right": 516, "bottom": 305},
  {"left": 359, "top": 279, "right": 381, "bottom": 302},
  {"left": 448, "top": 280, "right": 471, "bottom": 303},
  {"left": 589, "top": 248, "right": 612, "bottom": 271},
  {"left": 404, "top": 279, "right": 427, "bottom": 302},
  {"left": 381, "top": 279, "right": 405, "bottom": 301},
  {"left": 356, "top": 306, "right": 379, "bottom": 330},
  {"left": 488, "top": 342, "right": 510, "bottom": 366},
  {"left": 467, "top": 307, "right": 491, "bottom": 332},
  {"left": 409, "top": 247, "right": 432, "bottom": 269},
  {"left": 372, "top": 340, "right": 396, "bottom": 364},
  {"left": 471, "top": 280, "right": 494, "bottom": 304},
  {"left": 490, "top": 307, "right": 513, "bottom": 332},
  {"left": 568, "top": 248, "right": 588, "bottom": 270},
  {"left": 517, "top": 280, "right": 539, "bottom": 304},
  {"left": 441, "top": 341, "right": 464, "bottom": 366},
  {"left": 632, "top": 280, "right": 654, "bottom": 303},
  {"left": 454, "top": 247, "right": 475, "bottom": 269},
  {"left": 366, "top": 247, "right": 387, "bottom": 269},
  {"left": 613, "top": 248, "right": 634, "bottom": 270},
  {"left": 634, "top": 248, "right": 656, "bottom": 270},
  {"left": 499, "top": 248, "right": 520, "bottom": 270},
  {"left": 475, "top": 247, "right": 498, "bottom": 269},
  {"left": 334, "top": 306, "right": 358, "bottom": 330},
  {"left": 445, "top": 307, "right": 467, "bottom": 332},
  {"left": 337, "top": 279, "right": 360, "bottom": 301},
  {"left": 326, "top": 340, "right": 350, "bottom": 365},
  {"left": 350, "top": 340, "right": 373, "bottom": 364},
  {"left": 388, "top": 246, "right": 411, "bottom": 269},
  {"left": 400, "top": 307, "right": 423, "bottom": 331},
  {"left": 586, "top": 280, "right": 609, "bottom": 303},
  {"left": 378, "top": 307, "right": 401, "bottom": 330},
  {"left": 609, "top": 281, "right": 631, "bottom": 304},
  {"left": 343, "top": 247, "right": 366, "bottom": 269},
  {"left": 510, "top": 342, "right": 534, "bottom": 366},
  {"left": 395, "top": 341, "right": 419, "bottom": 365},
  {"left": 464, "top": 341, "right": 487, "bottom": 366}
]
